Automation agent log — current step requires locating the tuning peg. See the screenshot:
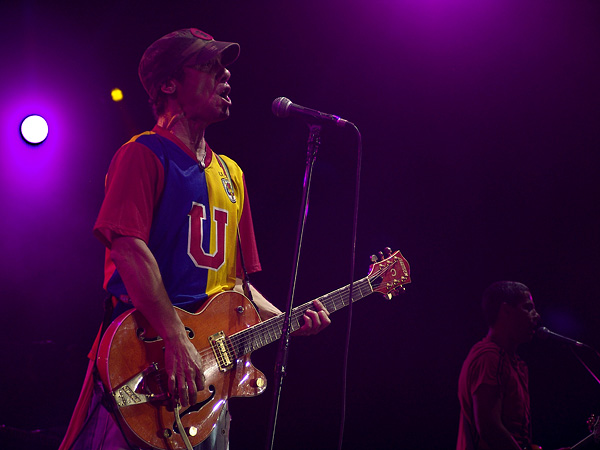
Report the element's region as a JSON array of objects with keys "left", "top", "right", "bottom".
[
  {"left": 385, "top": 286, "right": 406, "bottom": 300},
  {"left": 370, "top": 254, "right": 378, "bottom": 263},
  {"left": 384, "top": 247, "right": 392, "bottom": 257},
  {"left": 587, "top": 414, "right": 598, "bottom": 433},
  {"left": 378, "top": 251, "right": 384, "bottom": 260}
]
